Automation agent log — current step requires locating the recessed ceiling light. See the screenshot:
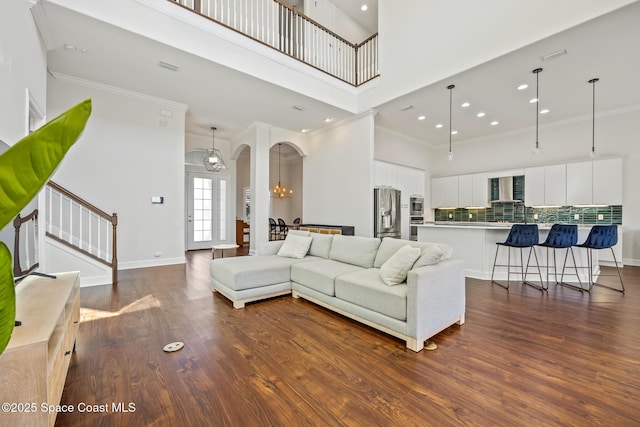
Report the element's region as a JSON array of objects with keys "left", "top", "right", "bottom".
[
  {"left": 361, "top": 4, "right": 368, "bottom": 11},
  {"left": 293, "top": 105, "right": 305, "bottom": 111},
  {"left": 476, "top": 112, "right": 486, "bottom": 118},
  {"left": 490, "top": 121, "right": 499, "bottom": 126},
  {"left": 435, "top": 124, "right": 443, "bottom": 129},
  {"left": 540, "top": 109, "right": 550, "bottom": 114},
  {"left": 529, "top": 98, "right": 538, "bottom": 103},
  {"left": 324, "top": 117, "right": 333, "bottom": 123},
  {"left": 64, "top": 44, "right": 77, "bottom": 51},
  {"left": 451, "top": 130, "right": 458, "bottom": 135},
  {"left": 400, "top": 104, "right": 414, "bottom": 111},
  {"left": 418, "top": 115, "right": 426, "bottom": 121},
  {"left": 301, "top": 129, "right": 309, "bottom": 133},
  {"left": 158, "top": 61, "right": 179, "bottom": 71},
  {"left": 517, "top": 84, "right": 528, "bottom": 90},
  {"left": 461, "top": 102, "right": 470, "bottom": 108}
]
